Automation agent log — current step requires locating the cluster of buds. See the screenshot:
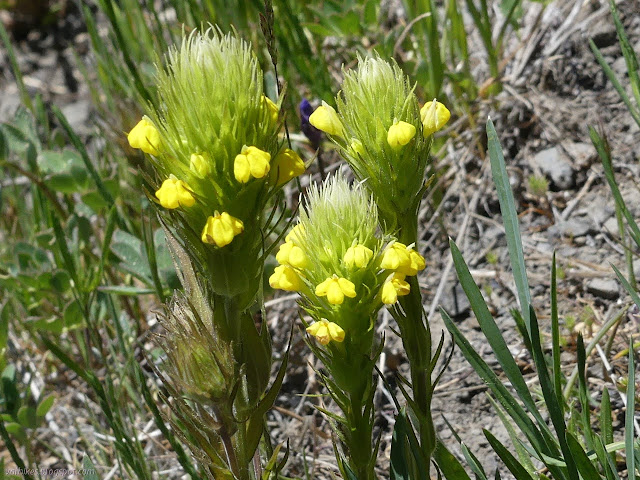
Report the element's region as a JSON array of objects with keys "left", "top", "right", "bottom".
[
  {"left": 269, "top": 175, "right": 425, "bottom": 349},
  {"left": 307, "top": 56, "right": 450, "bottom": 235},
  {"left": 127, "top": 28, "right": 305, "bottom": 305}
]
